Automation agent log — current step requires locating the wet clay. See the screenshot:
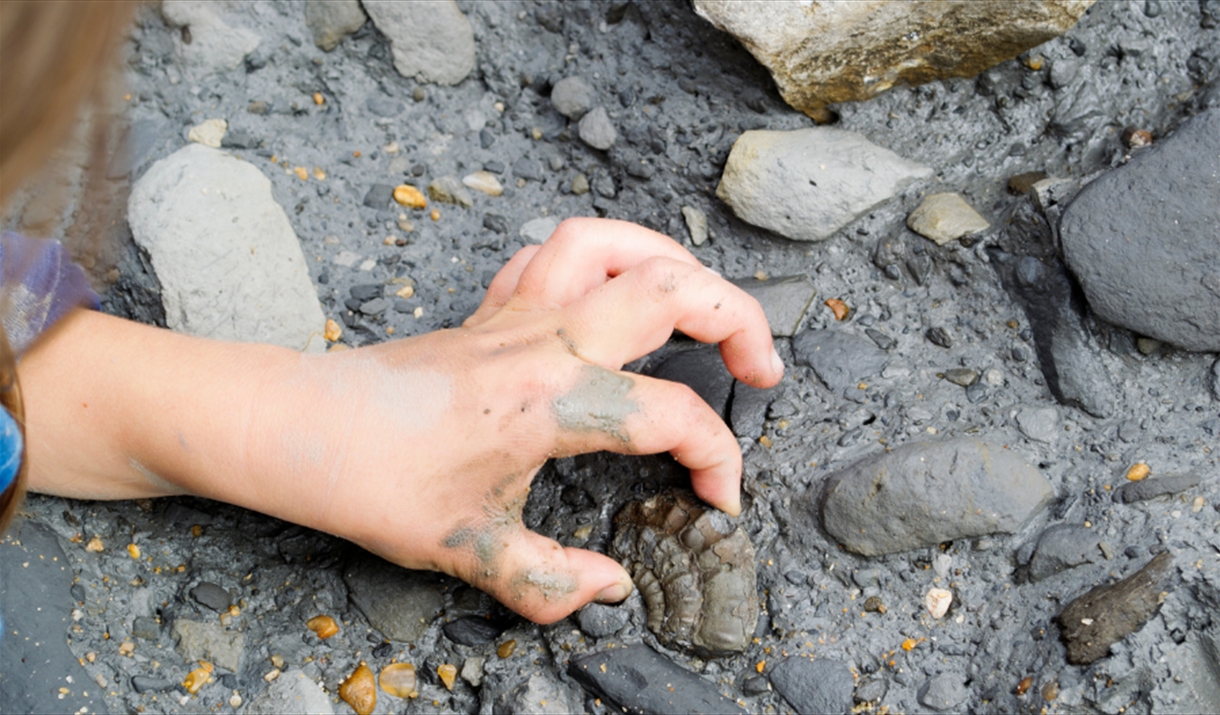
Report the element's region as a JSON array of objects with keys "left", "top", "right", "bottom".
[{"left": 551, "top": 365, "right": 638, "bottom": 445}]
